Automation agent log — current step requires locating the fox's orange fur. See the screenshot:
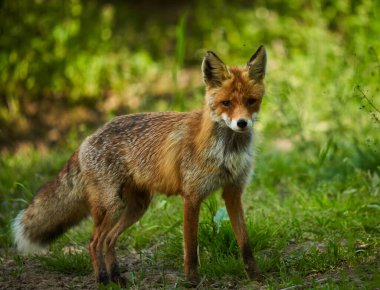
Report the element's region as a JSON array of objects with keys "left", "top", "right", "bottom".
[{"left": 13, "top": 46, "right": 267, "bottom": 285}]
